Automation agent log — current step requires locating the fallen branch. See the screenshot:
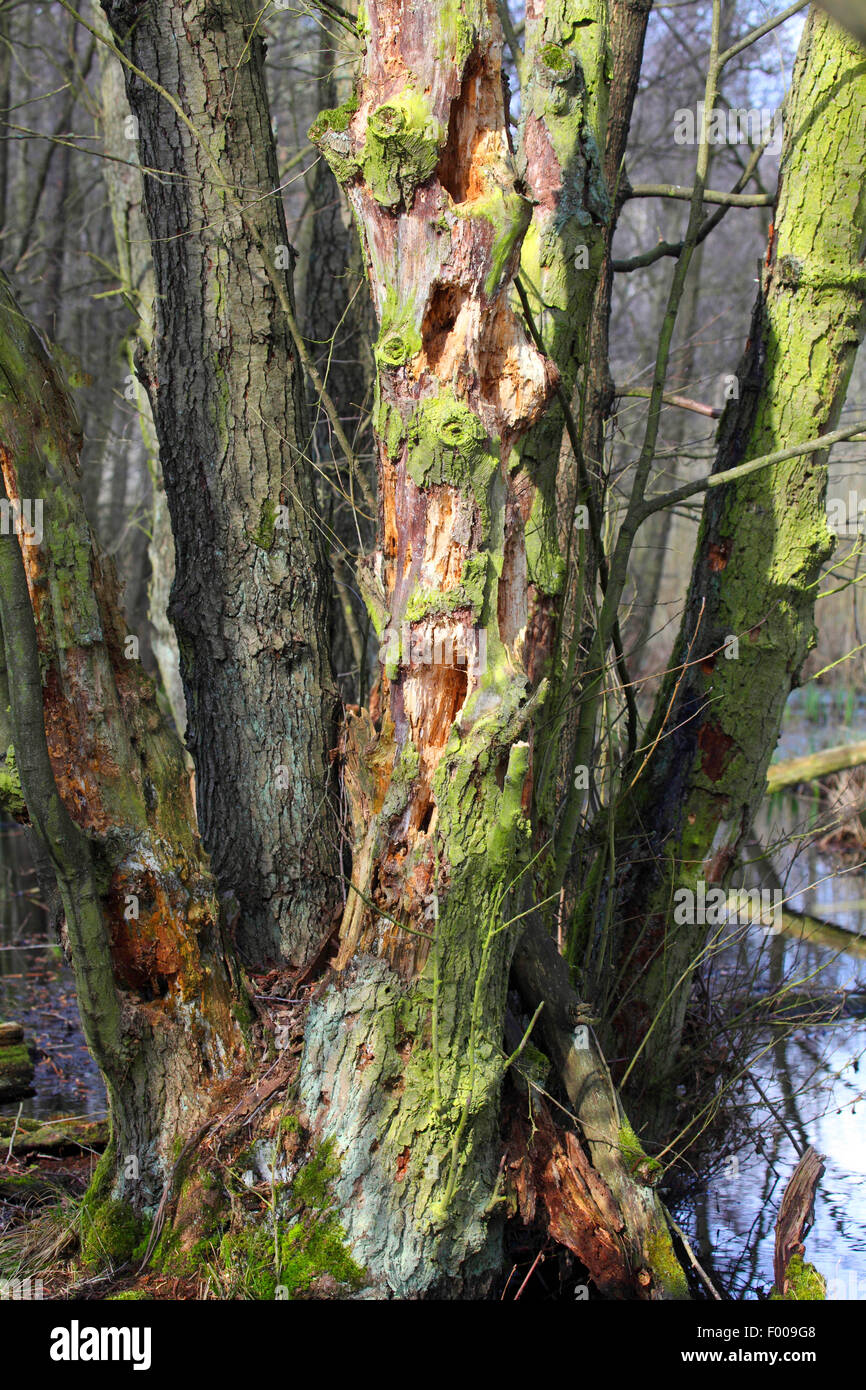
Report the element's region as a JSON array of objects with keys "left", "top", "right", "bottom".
[{"left": 766, "top": 738, "right": 866, "bottom": 792}]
